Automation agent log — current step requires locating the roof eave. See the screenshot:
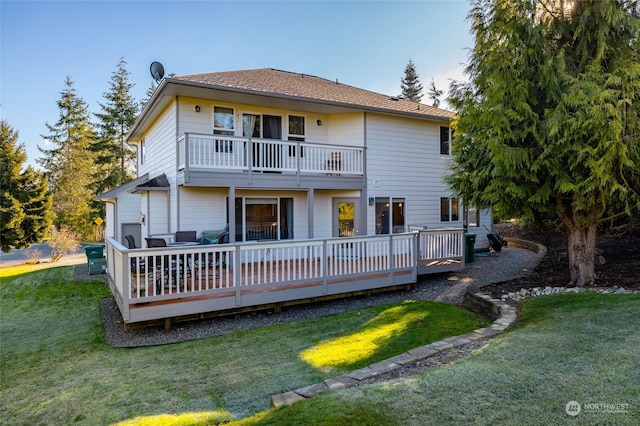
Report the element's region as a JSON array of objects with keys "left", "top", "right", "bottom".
[{"left": 127, "top": 77, "right": 453, "bottom": 142}]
